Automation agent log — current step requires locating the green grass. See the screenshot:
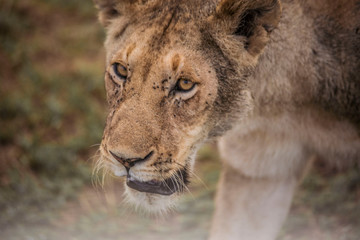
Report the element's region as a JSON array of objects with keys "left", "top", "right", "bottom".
[{"left": 0, "top": 0, "right": 106, "bottom": 228}]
